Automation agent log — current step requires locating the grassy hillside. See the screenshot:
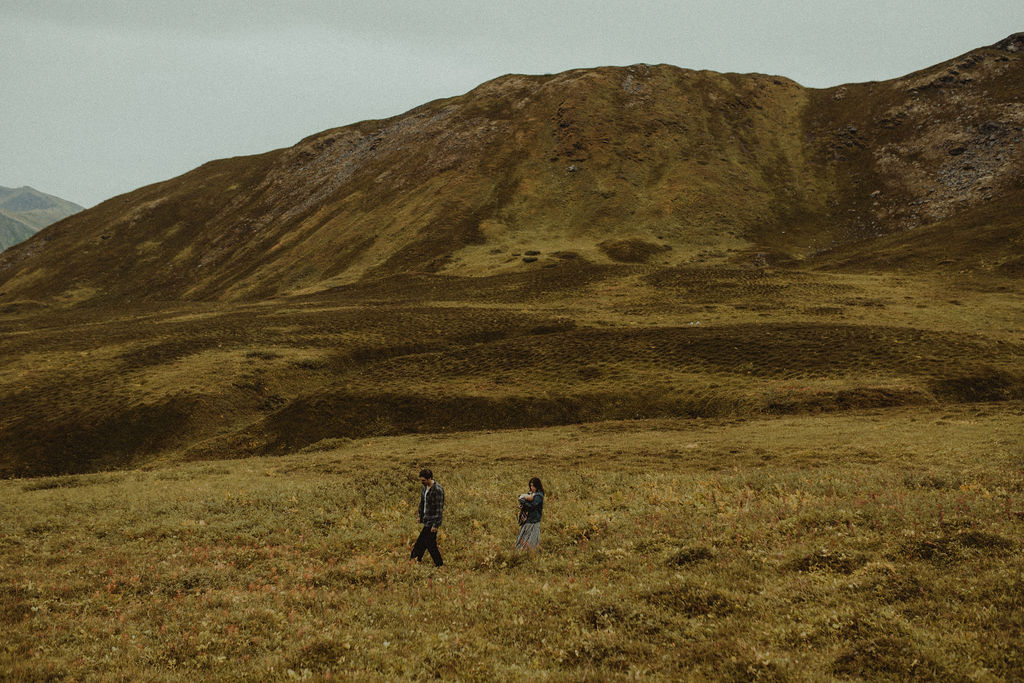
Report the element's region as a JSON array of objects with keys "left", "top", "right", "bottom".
[
  {"left": 1, "top": 38, "right": 1020, "bottom": 303},
  {"left": 0, "top": 38, "right": 1020, "bottom": 480},
  {"left": 2, "top": 408, "right": 1021, "bottom": 679},
  {"left": 1, "top": 261, "right": 1021, "bottom": 478}
]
